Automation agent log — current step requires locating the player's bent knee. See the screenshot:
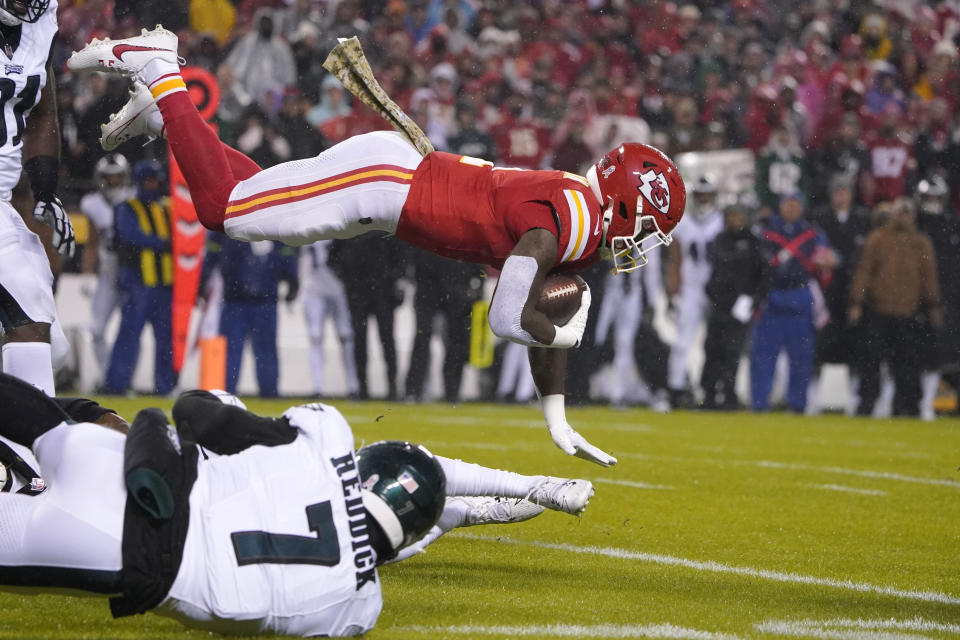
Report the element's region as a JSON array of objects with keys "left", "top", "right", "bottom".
[{"left": 194, "top": 201, "right": 226, "bottom": 233}]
